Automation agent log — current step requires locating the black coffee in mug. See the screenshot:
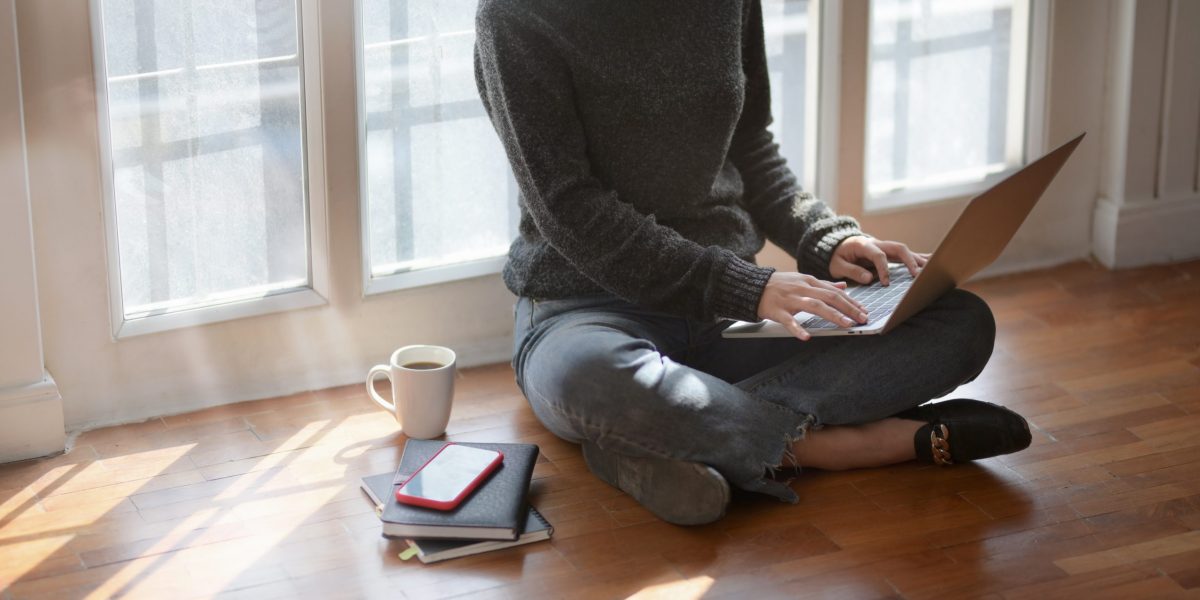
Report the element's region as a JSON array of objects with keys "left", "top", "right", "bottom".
[{"left": 402, "top": 361, "right": 445, "bottom": 370}]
